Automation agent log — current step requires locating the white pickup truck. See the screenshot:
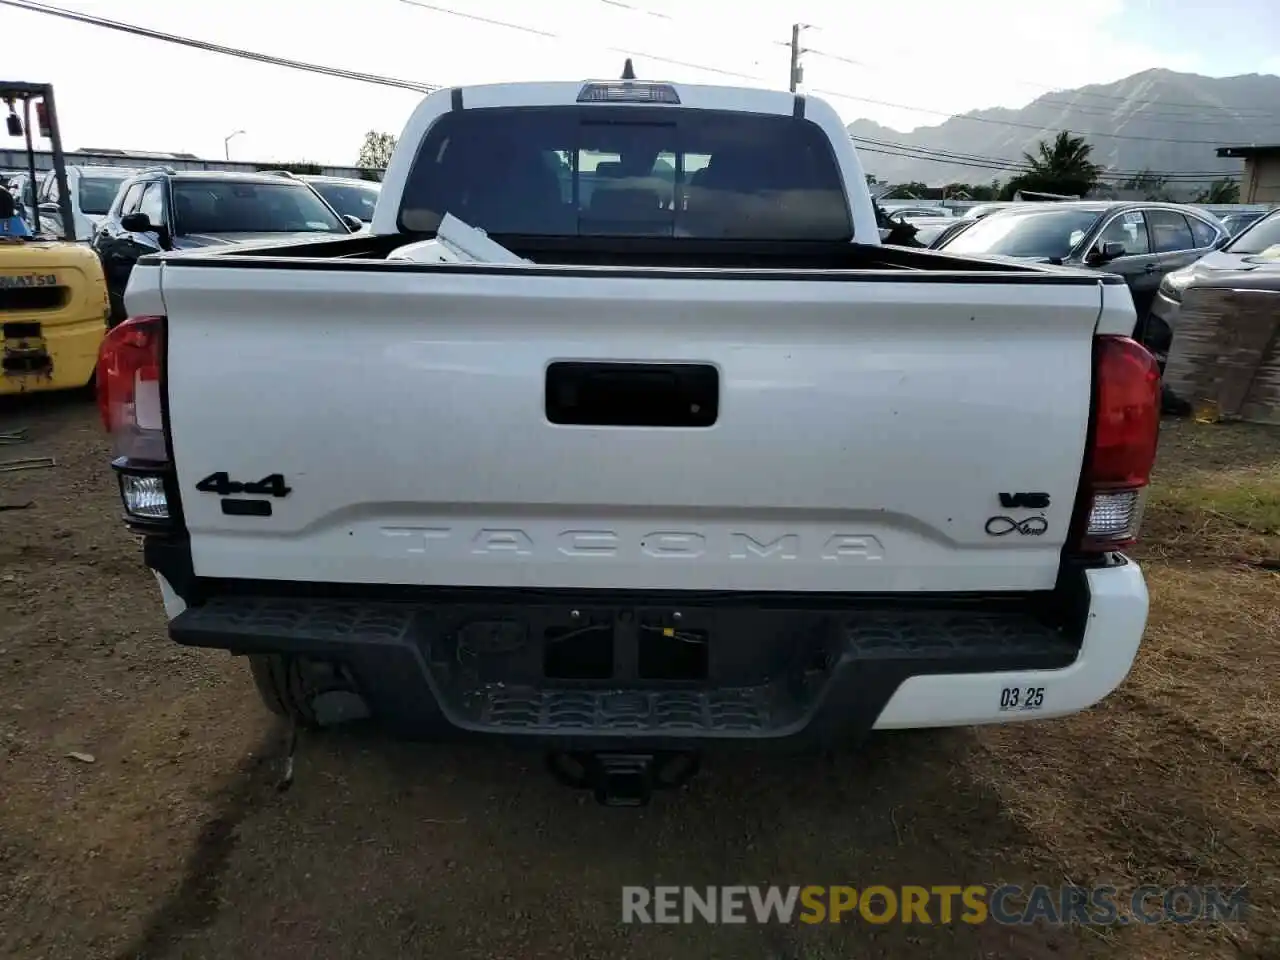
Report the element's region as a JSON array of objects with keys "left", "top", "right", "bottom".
[{"left": 98, "top": 77, "right": 1159, "bottom": 804}]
